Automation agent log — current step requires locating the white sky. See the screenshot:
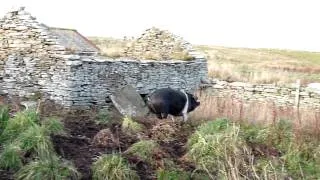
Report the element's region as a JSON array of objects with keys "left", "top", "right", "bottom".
[{"left": 1, "top": 0, "right": 320, "bottom": 52}]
